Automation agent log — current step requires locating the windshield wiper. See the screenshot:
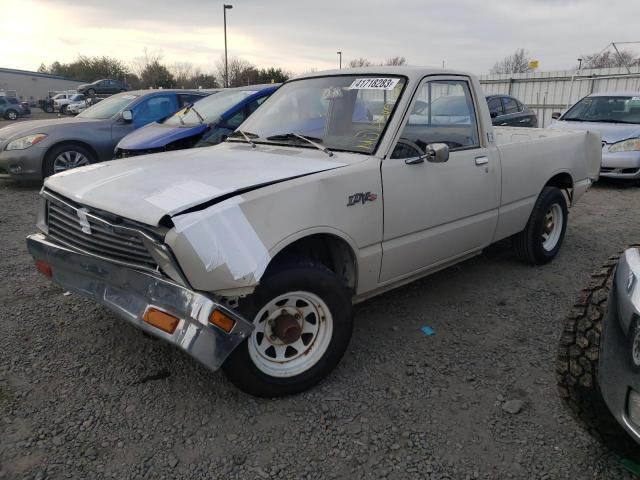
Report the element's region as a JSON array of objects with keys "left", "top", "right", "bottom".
[
  {"left": 182, "top": 103, "right": 205, "bottom": 124},
  {"left": 266, "top": 132, "right": 333, "bottom": 157},
  {"left": 228, "top": 130, "right": 259, "bottom": 148}
]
